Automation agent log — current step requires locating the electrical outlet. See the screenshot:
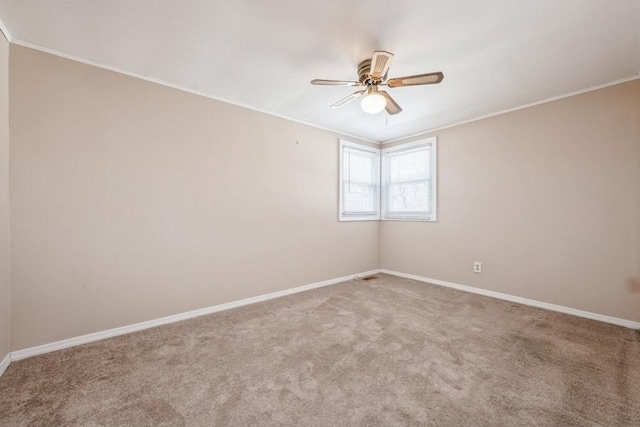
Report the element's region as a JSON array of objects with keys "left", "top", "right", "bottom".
[{"left": 473, "top": 262, "right": 482, "bottom": 274}]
